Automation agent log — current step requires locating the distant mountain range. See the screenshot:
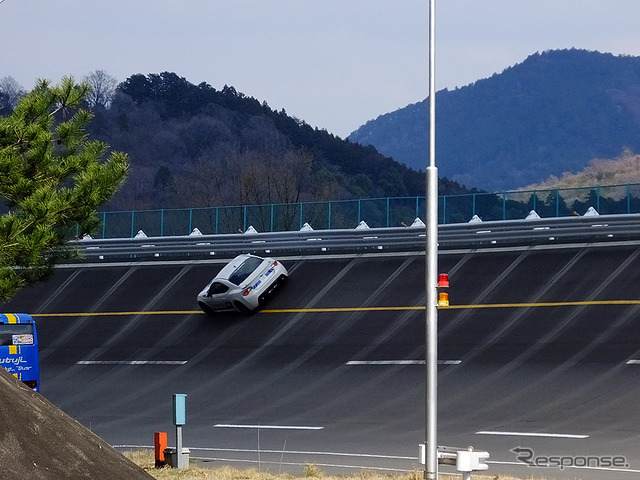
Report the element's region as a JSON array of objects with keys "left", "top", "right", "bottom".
[{"left": 348, "top": 49, "right": 640, "bottom": 191}]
